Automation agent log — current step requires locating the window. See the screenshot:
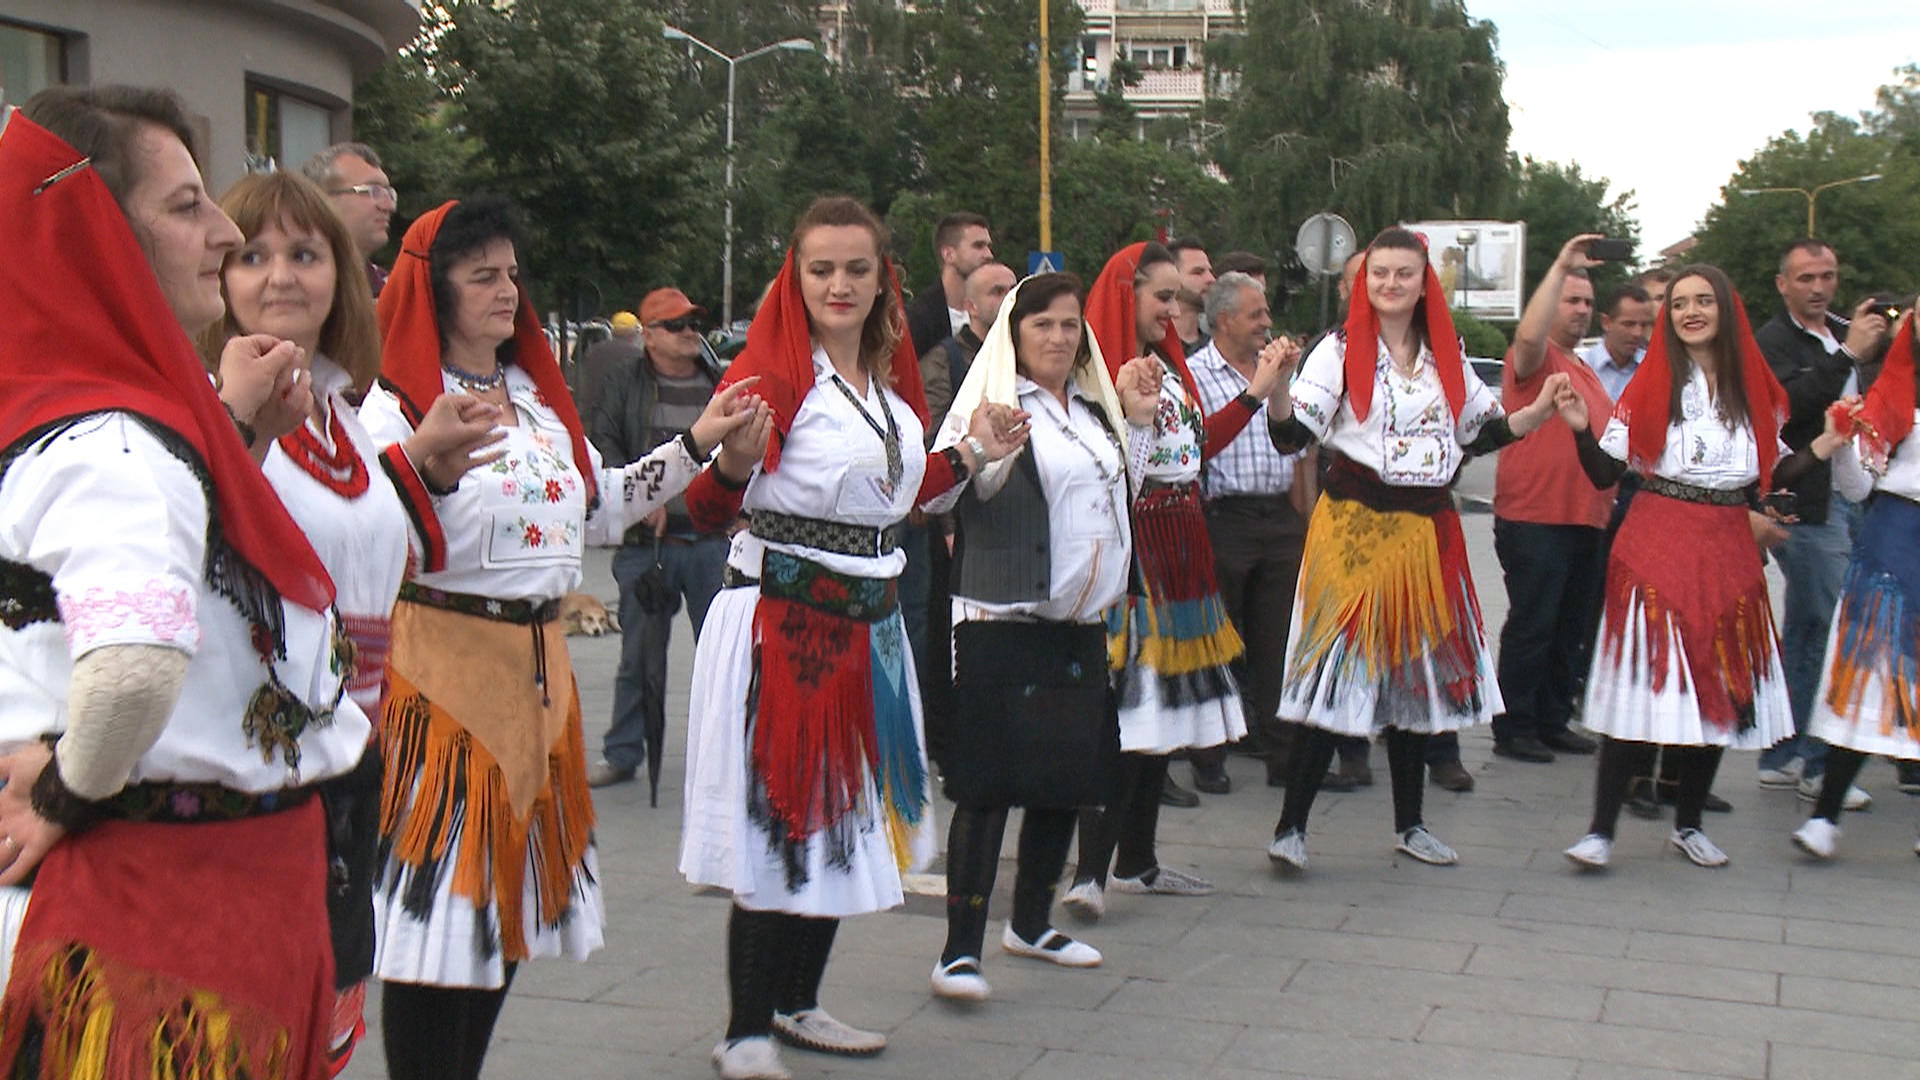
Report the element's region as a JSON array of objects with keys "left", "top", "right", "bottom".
[
  {"left": 1081, "top": 36, "right": 1099, "bottom": 74},
  {"left": 245, "top": 82, "right": 333, "bottom": 171},
  {"left": 0, "top": 20, "right": 65, "bottom": 103},
  {"left": 1127, "top": 44, "right": 1188, "bottom": 69}
]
